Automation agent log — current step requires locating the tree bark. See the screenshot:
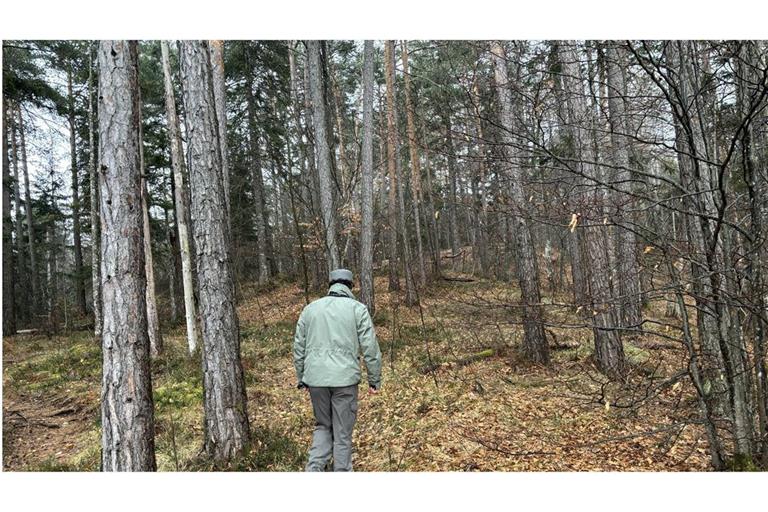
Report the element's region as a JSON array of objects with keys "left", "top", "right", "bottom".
[
  {"left": 287, "top": 41, "right": 312, "bottom": 303},
  {"left": 386, "top": 42, "right": 418, "bottom": 306},
  {"left": 307, "top": 40, "right": 340, "bottom": 274},
  {"left": 208, "top": 40, "right": 230, "bottom": 223},
  {"left": 244, "top": 47, "right": 271, "bottom": 284},
  {"left": 98, "top": 40, "right": 156, "bottom": 471},
  {"left": 606, "top": 43, "right": 642, "bottom": 328},
  {"left": 736, "top": 40, "right": 768, "bottom": 465},
  {"left": 161, "top": 40, "right": 199, "bottom": 356},
  {"left": 10, "top": 105, "right": 27, "bottom": 323},
  {"left": 180, "top": 40, "right": 250, "bottom": 463},
  {"left": 560, "top": 41, "right": 625, "bottom": 378},
  {"left": 384, "top": 40, "right": 401, "bottom": 292},
  {"left": 490, "top": 41, "right": 550, "bottom": 365},
  {"left": 17, "top": 104, "right": 38, "bottom": 313},
  {"left": 138, "top": 104, "right": 163, "bottom": 356},
  {"left": 665, "top": 40, "right": 752, "bottom": 463},
  {"left": 443, "top": 112, "right": 460, "bottom": 263},
  {"left": 2, "top": 102, "right": 16, "bottom": 335},
  {"left": 86, "top": 44, "right": 102, "bottom": 340},
  {"left": 359, "top": 40, "right": 376, "bottom": 315},
  {"left": 402, "top": 41, "right": 427, "bottom": 287},
  {"left": 67, "top": 62, "right": 87, "bottom": 316}
]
